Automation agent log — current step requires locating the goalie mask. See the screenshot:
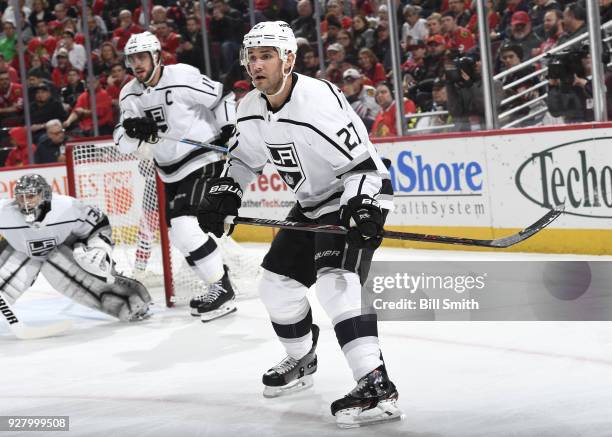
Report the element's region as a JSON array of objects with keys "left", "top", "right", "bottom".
[{"left": 14, "top": 174, "right": 52, "bottom": 224}]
